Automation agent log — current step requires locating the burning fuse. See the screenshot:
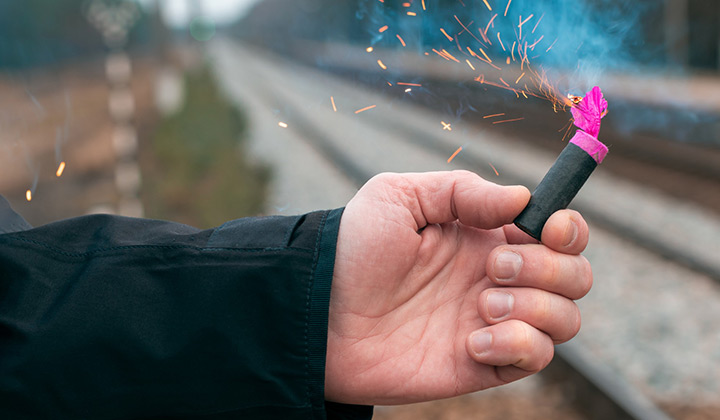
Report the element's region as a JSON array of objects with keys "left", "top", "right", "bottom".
[{"left": 514, "top": 86, "right": 608, "bottom": 241}]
